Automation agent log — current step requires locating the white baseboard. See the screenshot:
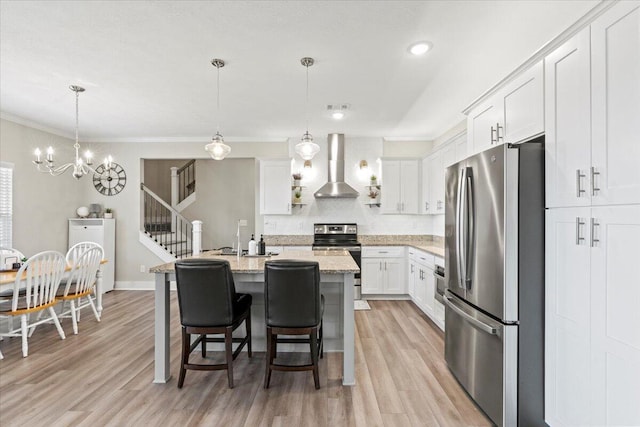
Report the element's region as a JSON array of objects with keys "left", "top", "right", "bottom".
[{"left": 361, "top": 294, "right": 411, "bottom": 300}]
